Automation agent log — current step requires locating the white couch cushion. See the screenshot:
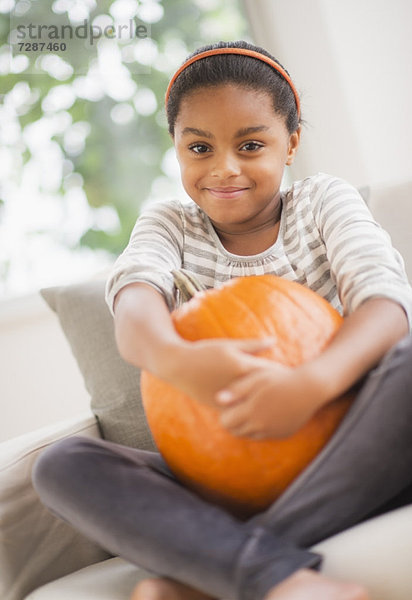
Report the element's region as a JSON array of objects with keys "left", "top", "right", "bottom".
[
  {"left": 0, "top": 414, "right": 109, "bottom": 600},
  {"left": 313, "top": 504, "right": 412, "bottom": 599},
  {"left": 24, "top": 558, "right": 151, "bottom": 600},
  {"left": 26, "top": 504, "right": 412, "bottom": 600}
]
